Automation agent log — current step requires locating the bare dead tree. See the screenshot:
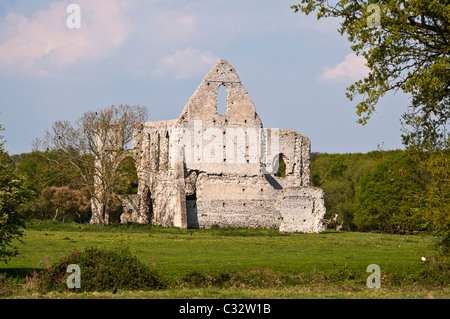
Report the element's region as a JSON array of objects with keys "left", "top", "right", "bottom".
[{"left": 34, "top": 104, "right": 148, "bottom": 225}]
